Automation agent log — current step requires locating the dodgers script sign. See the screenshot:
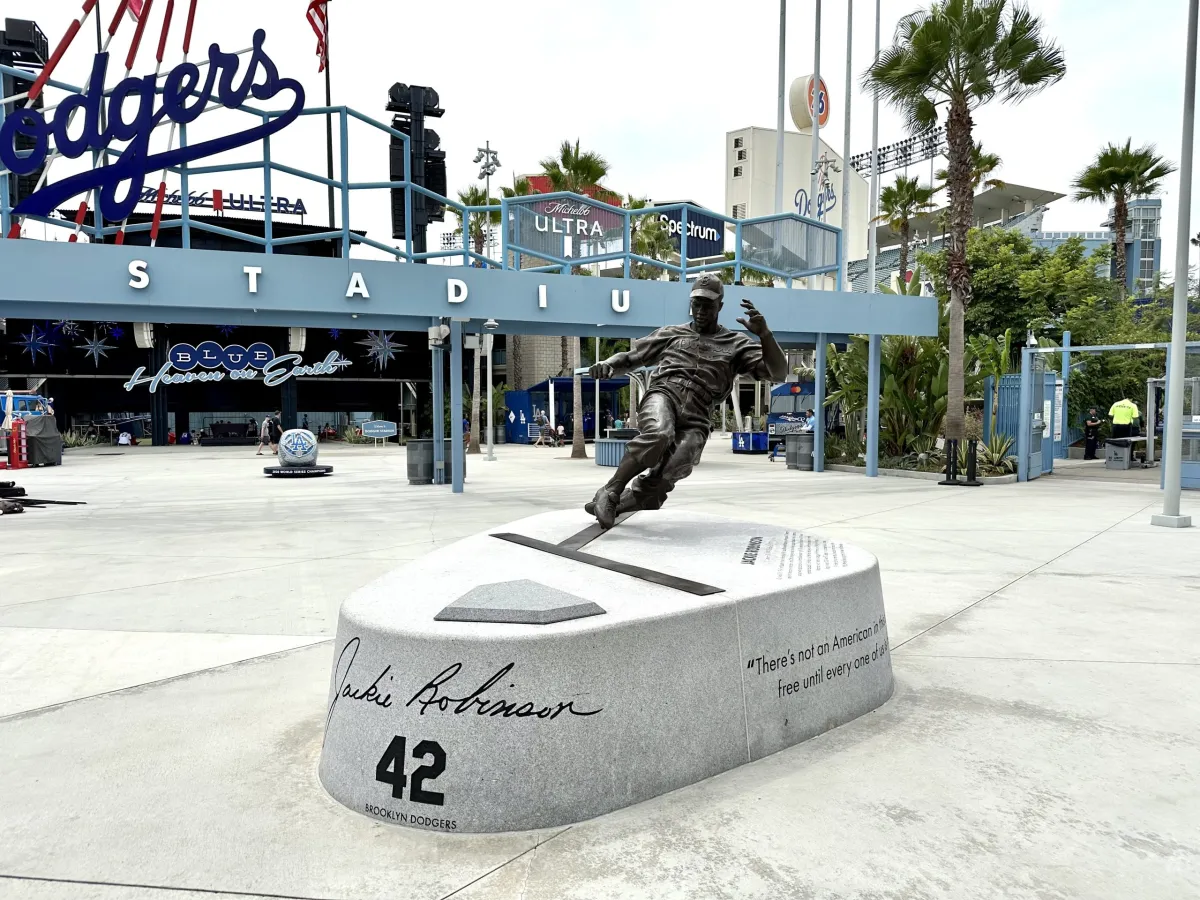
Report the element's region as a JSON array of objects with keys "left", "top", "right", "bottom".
[{"left": 0, "top": 29, "right": 303, "bottom": 221}]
